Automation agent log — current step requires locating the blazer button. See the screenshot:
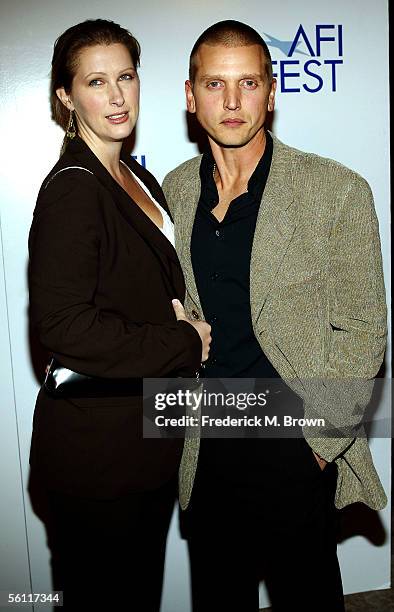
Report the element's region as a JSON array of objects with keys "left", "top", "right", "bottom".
[{"left": 191, "top": 310, "right": 200, "bottom": 320}]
